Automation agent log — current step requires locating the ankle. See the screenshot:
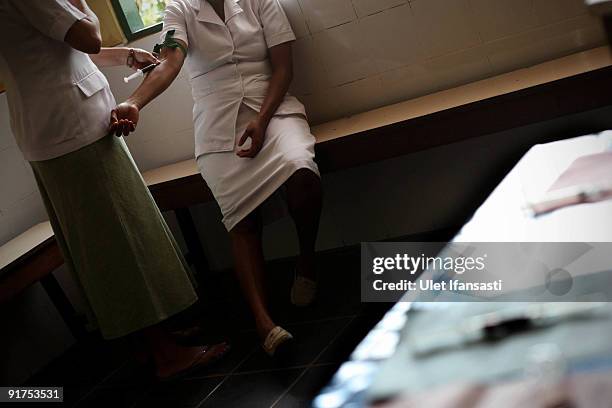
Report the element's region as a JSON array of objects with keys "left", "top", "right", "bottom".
[
  {"left": 296, "top": 255, "right": 316, "bottom": 280},
  {"left": 256, "top": 319, "right": 276, "bottom": 339}
]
